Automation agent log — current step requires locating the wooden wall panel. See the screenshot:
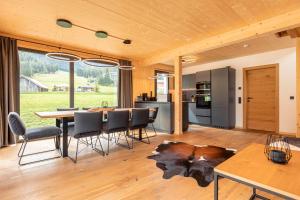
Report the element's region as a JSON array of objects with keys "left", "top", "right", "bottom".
[
  {"left": 132, "top": 63, "right": 174, "bottom": 102},
  {"left": 297, "top": 38, "right": 300, "bottom": 137}
]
